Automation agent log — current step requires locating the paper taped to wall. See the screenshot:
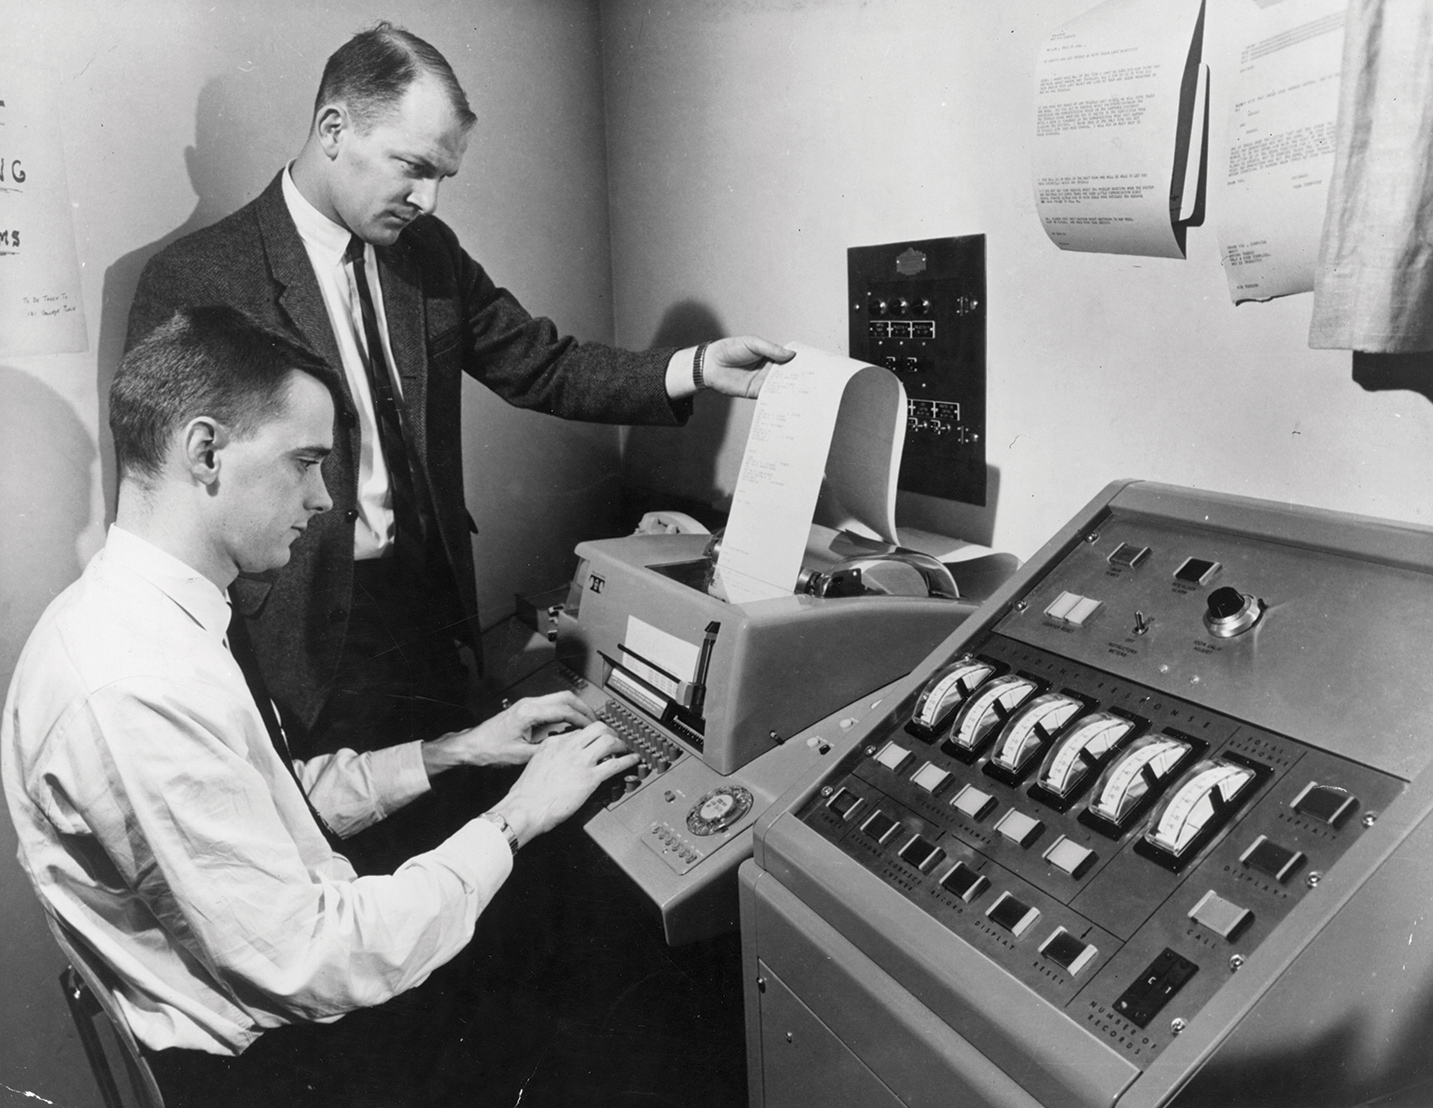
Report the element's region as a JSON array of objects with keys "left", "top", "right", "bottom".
[
  {"left": 715, "top": 344, "right": 905, "bottom": 606},
  {"left": 0, "top": 67, "right": 88, "bottom": 357},
  {"left": 1218, "top": 1, "right": 1345, "bottom": 304},
  {"left": 1032, "top": 0, "right": 1206, "bottom": 259}
]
